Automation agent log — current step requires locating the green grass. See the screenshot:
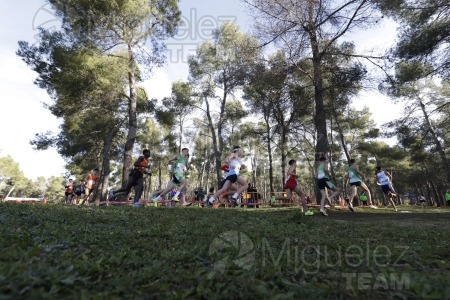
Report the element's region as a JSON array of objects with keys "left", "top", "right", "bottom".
[{"left": 1, "top": 203, "right": 449, "bottom": 299}]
